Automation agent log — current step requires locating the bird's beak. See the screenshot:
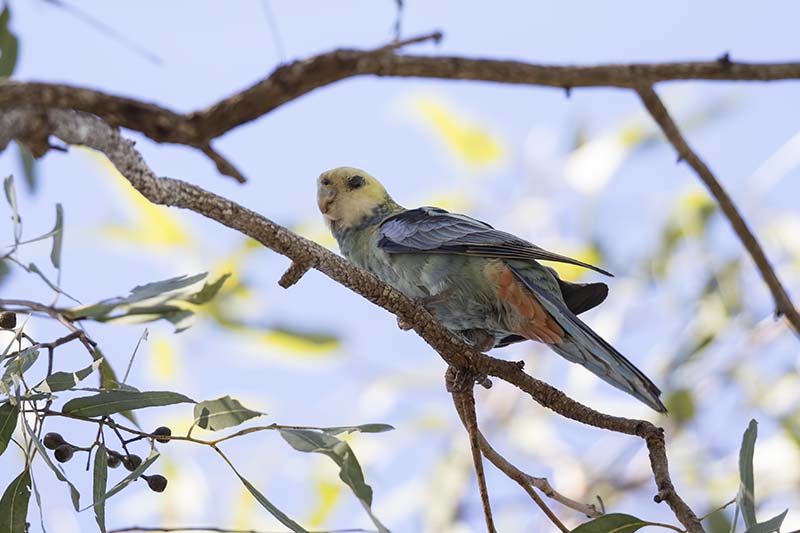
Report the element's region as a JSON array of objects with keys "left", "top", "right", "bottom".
[{"left": 317, "top": 186, "right": 337, "bottom": 216}]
